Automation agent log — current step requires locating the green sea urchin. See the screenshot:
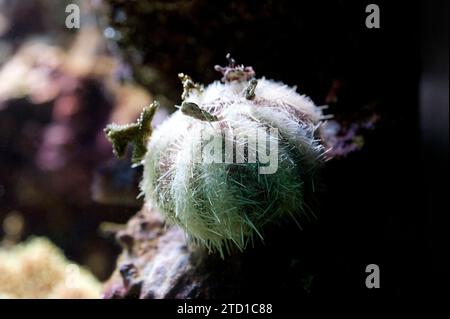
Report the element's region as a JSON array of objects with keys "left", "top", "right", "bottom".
[{"left": 106, "top": 56, "right": 326, "bottom": 257}]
